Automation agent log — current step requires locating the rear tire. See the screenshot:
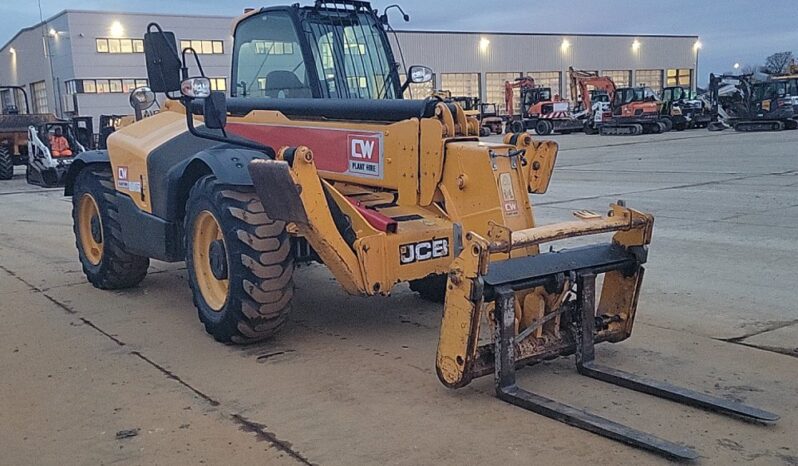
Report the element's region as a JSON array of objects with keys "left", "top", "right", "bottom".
[
  {"left": 510, "top": 120, "right": 525, "bottom": 134},
  {"left": 0, "top": 144, "right": 13, "bottom": 180},
  {"left": 72, "top": 166, "right": 150, "bottom": 289},
  {"left": 535, "top": 119, "right": 552, "bottom": 135},
  {"left": 185, "top": 175, "right": 294, "bottom": 344}
]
